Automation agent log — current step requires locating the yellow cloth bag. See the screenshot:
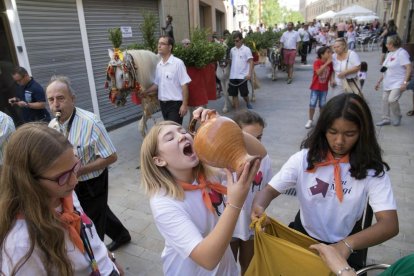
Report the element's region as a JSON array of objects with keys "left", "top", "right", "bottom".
[{"left": 245, "top": 214, "right": 333, "bottom": 276}]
